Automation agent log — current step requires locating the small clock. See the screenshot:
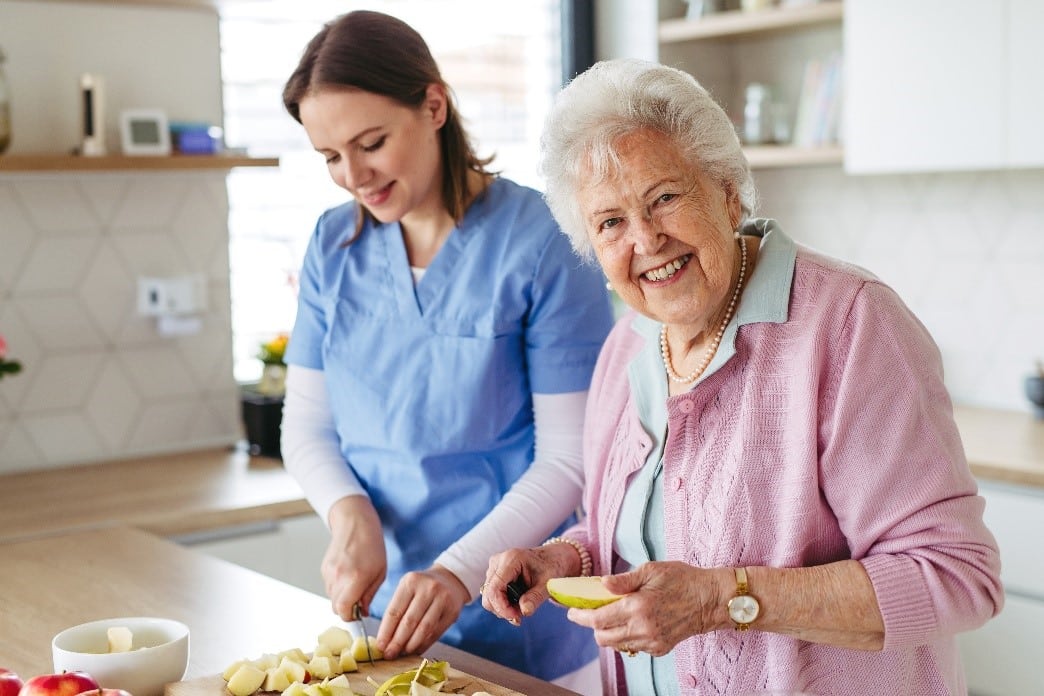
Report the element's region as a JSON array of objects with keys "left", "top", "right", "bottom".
[{"left": 119, "top": 108, "right": 171, "bottom": 156}]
